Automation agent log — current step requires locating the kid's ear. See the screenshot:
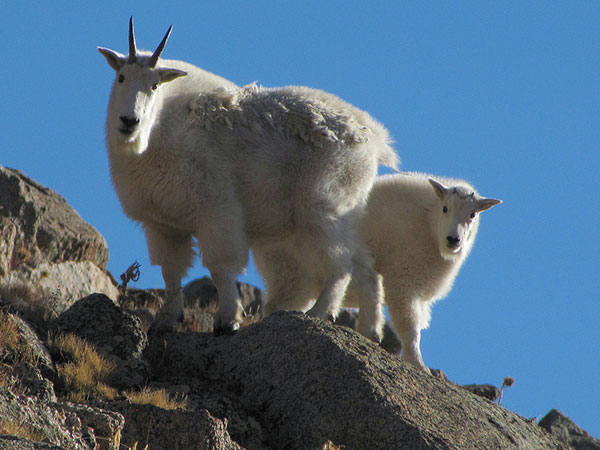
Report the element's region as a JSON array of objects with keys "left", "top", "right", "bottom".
[
  {"left": 158, "top": 68, "right": 188, "bottom": 83},
  {"left": 428, "top": 178, "right": 449, "bottom": 200},
  {"left": 477, "top": 197, "right": 502, "bottom": 212},
  {"left": 98, "top": 47, "right": 127, "bottom": 71}
]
